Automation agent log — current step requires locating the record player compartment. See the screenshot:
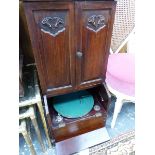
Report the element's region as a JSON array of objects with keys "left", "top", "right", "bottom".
[{"left": 46, "top": 84, "right": 110, "bottom": 142}]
